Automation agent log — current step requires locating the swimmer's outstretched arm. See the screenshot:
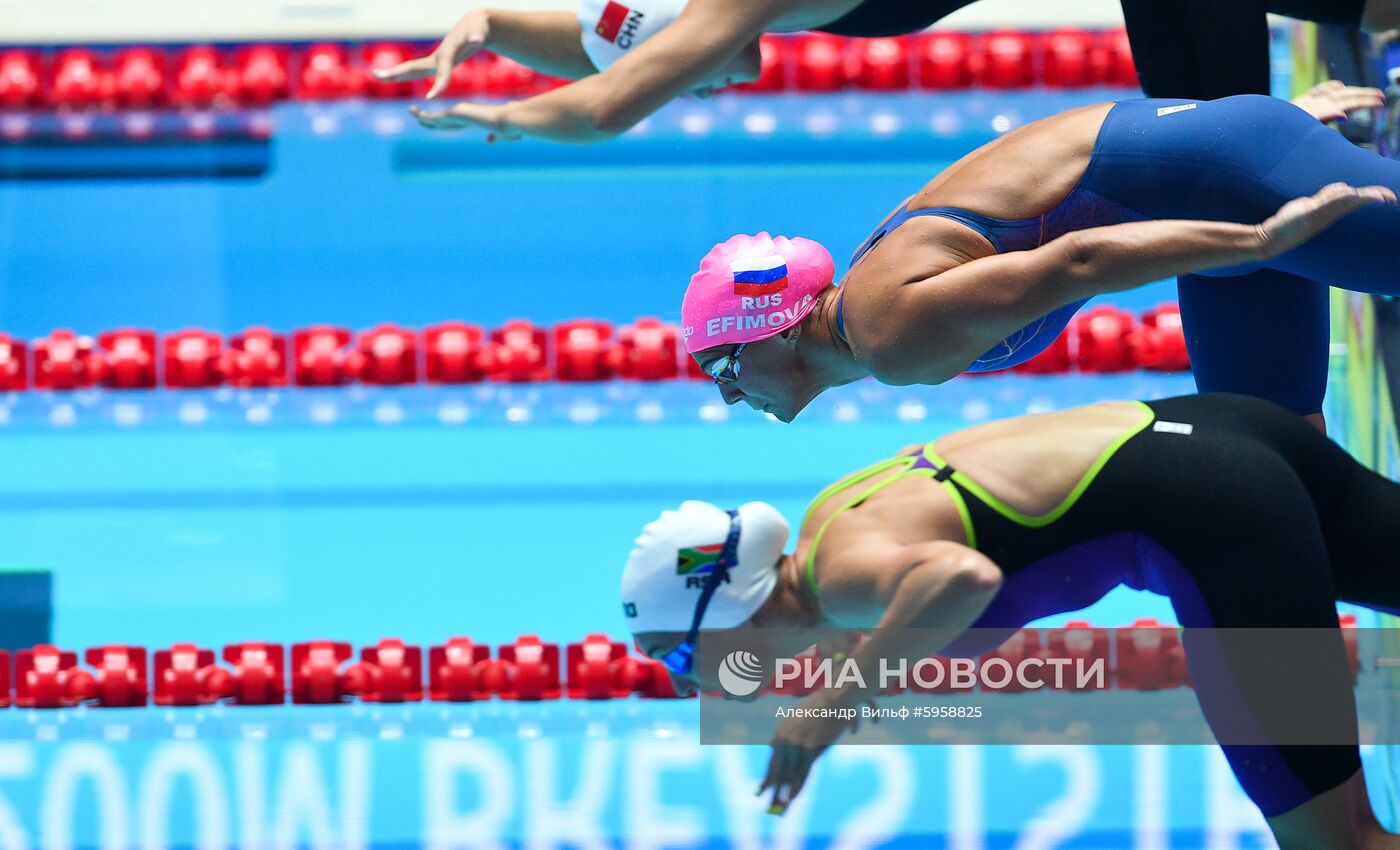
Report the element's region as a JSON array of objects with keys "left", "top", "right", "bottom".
[
  {"left": 408, "top": 0, "right": 776, "bottom": 142},
  {"left": 376, "top": 10, "right": 599, "bottom": 97},
  {"left": 759, "top": 539, "right": 1003, "bottom": 813},
  {"left": 847, "top": 183, "right": 1395, "bottom": 386}
]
